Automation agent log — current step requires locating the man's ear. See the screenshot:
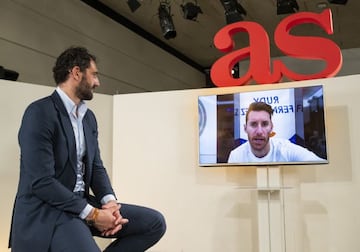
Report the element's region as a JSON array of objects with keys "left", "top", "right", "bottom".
[{"left": 69, "top": 66, "right": 81, "bottom": 81}]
